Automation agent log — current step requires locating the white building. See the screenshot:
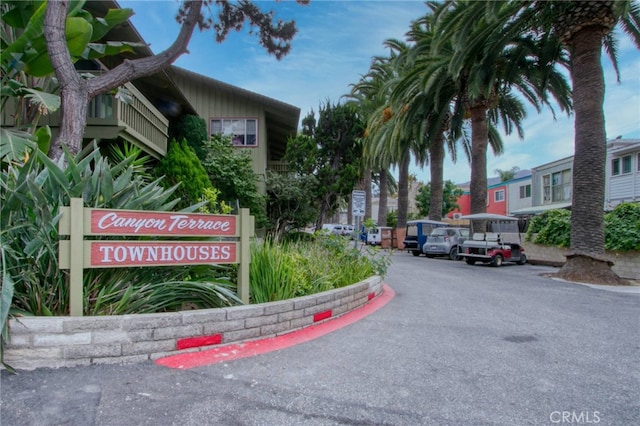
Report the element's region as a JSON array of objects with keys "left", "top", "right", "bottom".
[{"left": 605, "top": 139, "right": 640, "bottom": 209}]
